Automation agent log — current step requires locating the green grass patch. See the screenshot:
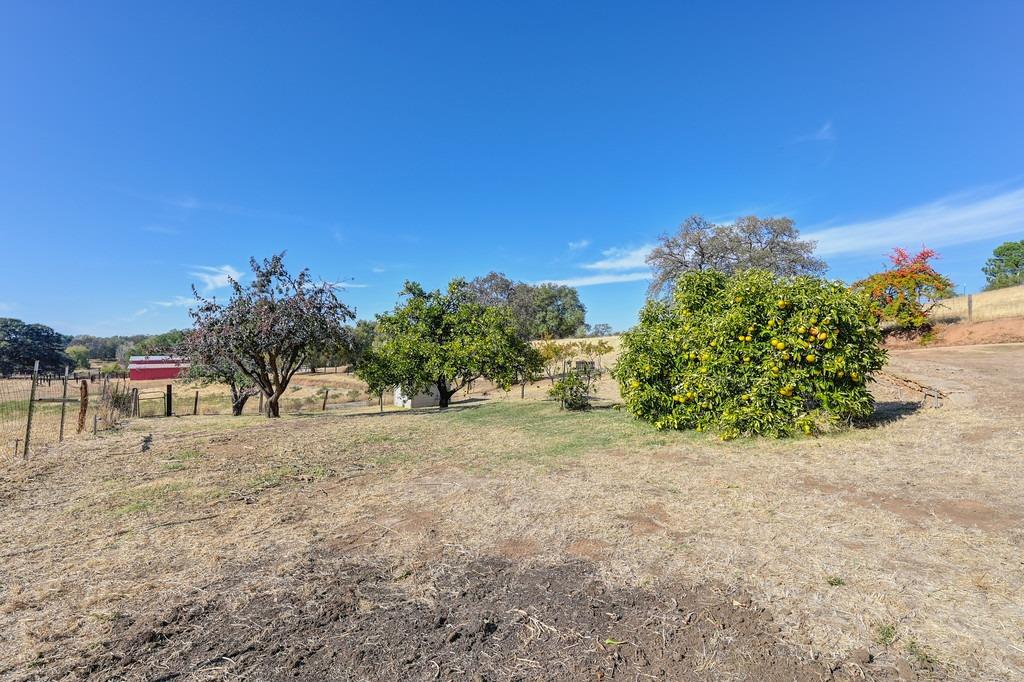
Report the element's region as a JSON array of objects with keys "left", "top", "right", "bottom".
[
  {"left": 248, "top": 463, "right": 333, "bottom": 491},
  {"left": 110, "top": 481, "right": 191, "bottom": 515},
  {"left": 876, "top": 623, "right": 898, "bottom": 647},
  {"left": 162, "top": 448, "right": 204, "bottom": 471},
  {"left": 446, "top": 400, "right": 697, "bottom": 462}
]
